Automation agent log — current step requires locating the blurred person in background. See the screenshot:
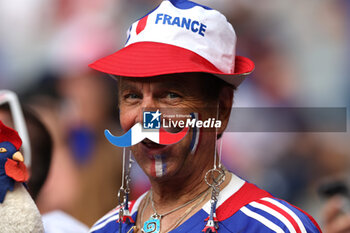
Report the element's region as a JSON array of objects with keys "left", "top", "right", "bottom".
[
  {"left": 27, "top": 55, "right": 123, "bottom": 228},
  {"left": 0, "top": 0, "right": 125, "bottom": 225},
  {"left": 322, "top": 196, "right": 350, "bottom": 233},
  {"left": 15, "top": 16, "right": 124, "bottom": 227},
  {"left": 0, "top": 101, "right": 89, "bottom": 232}
]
